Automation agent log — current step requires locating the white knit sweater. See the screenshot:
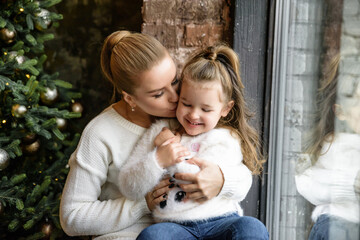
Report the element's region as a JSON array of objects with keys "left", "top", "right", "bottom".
[
  {"left": 60, "top": 106, "right": 153, "bottom": 240},
  {"left": 295, "top": 133, "right": 360, "bottom": 223},
  {"left": 118, "top": 120, "right": 252, "bottom": 222}
]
